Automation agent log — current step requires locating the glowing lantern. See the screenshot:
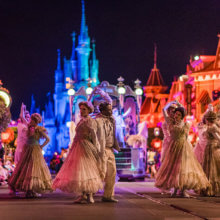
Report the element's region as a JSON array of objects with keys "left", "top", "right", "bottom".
[
  {"left": 66, "top": 121, "right": 71, "bottom": 127},
  {"left": 117, "top": 86, "right": 126, "bottom": 95},
  {"left": 151, "top": 138, "right": 162, "bottom": 150},
  {"left": 154, "top": 127, "right": 160, "bottom": 136},
  {"left": 1, "top": 132, "right": 10, "bottom": 141},
  {"left": 194, "top": 55, "right": 199, "bottom": 60},
  {"left": 86, "top": 87, "right": 93, "bottom": 95},
  {"left": 154, "top": 141, "right": 161, "bottom": 149},
  {"left": 68, "top": 88, "right": 75, "bottom": 96},
  {"left": 1, "top": 127, "right": 14, "bottom": 144}
]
